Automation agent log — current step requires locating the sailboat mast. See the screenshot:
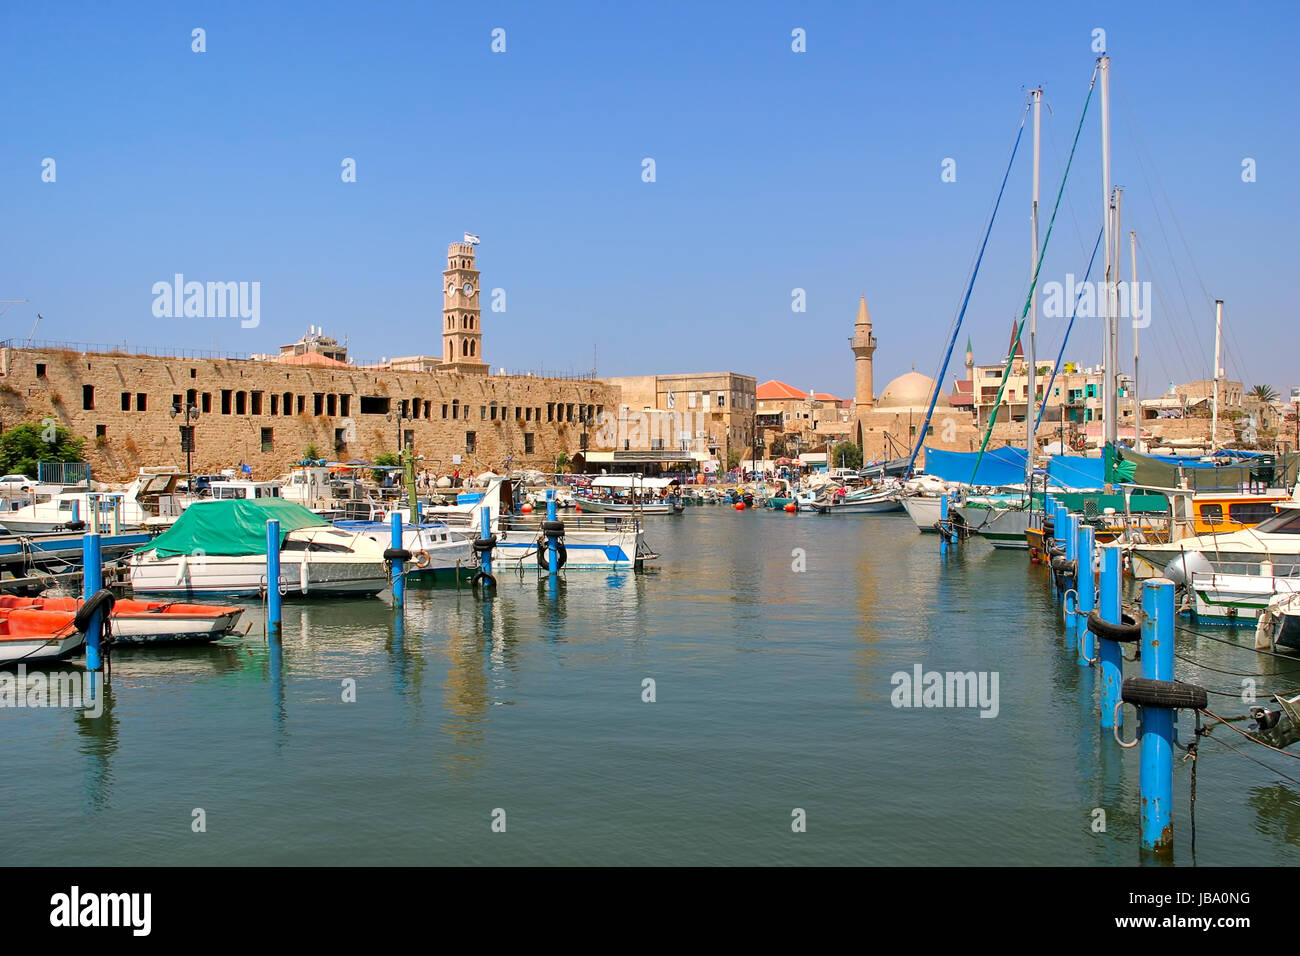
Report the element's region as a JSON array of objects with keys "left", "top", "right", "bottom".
[
  {"left": 1130, "top": 229, "right": 1139, "bottom": 449},
  {"left": 1099, "top": 55, "right": 1116, "bottom": 451},
  {"left": 1026, "top": 88, "right": 1042, "bottom": 484},
  {"left": 1112, "top": 187, "right": 1122, "bottom": 443},
  {"left": 1212, "top": 299, "right": 1224, "bottom": 451}
]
